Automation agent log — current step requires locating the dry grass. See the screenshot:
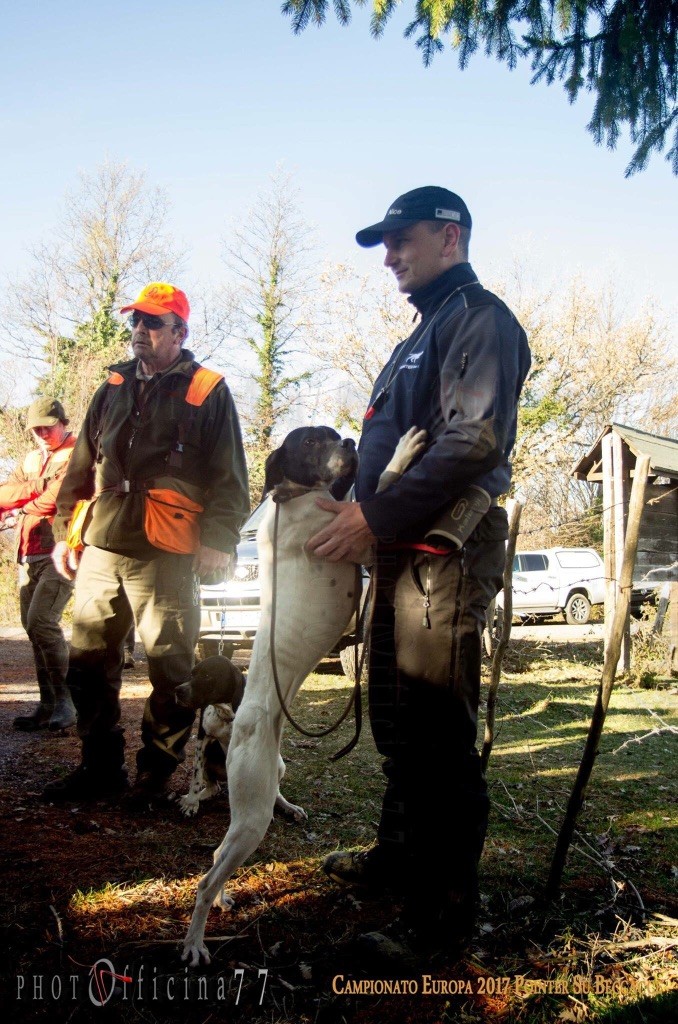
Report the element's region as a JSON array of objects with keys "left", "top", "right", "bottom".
[{"left": 0, "top": 635, "right": 676, "bottom": 1023}]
